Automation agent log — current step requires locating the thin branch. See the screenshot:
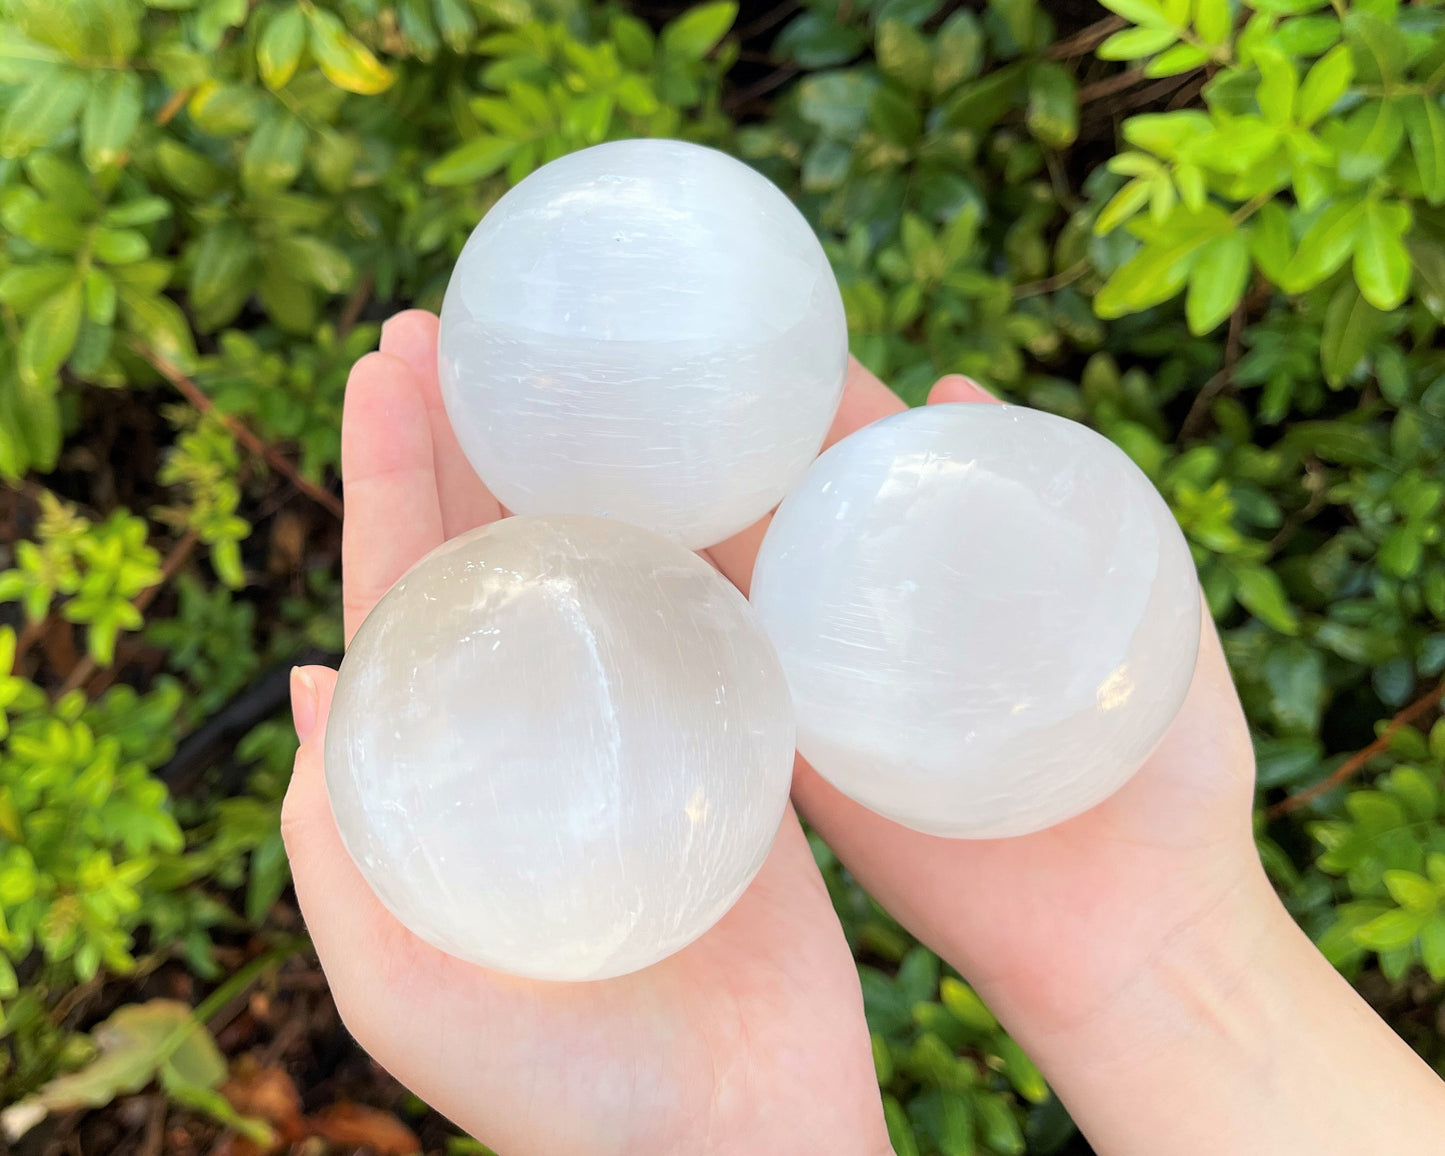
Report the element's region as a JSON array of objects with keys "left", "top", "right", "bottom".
[
  {"left": 132, "top": 341, "right": 344, "bottom": 520},
  {"left": 337, "top": 270, "right": 374, "bottom": 339},
  {"left": 54, "top": 531, "right": 199, "bottom": 700},
  {"left": 155, "top": 87, "right": 189, "bottom": 126},
  {"left": 1078, "top": 68, "right": 1146, "bottom": 105},
  {"left": 1049, "top": 15, "right": 1127, "bottom": 60},
  {"left": 1179, "top": 302, "right": 1245, "bottom": 442},
  {"left": 1268, "top": 680, "right": 1445, "bottom": 818},
  {"left": 1013, "top": 259, "right": 1090, "bottom": 299}
]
